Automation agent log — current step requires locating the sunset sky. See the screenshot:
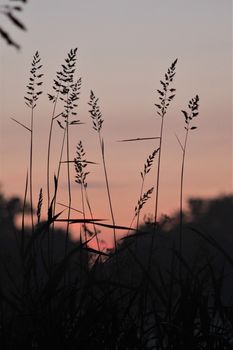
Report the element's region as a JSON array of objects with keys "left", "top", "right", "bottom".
[{"left": 0, "top": 0, "right": 232, "bottom": 244}]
